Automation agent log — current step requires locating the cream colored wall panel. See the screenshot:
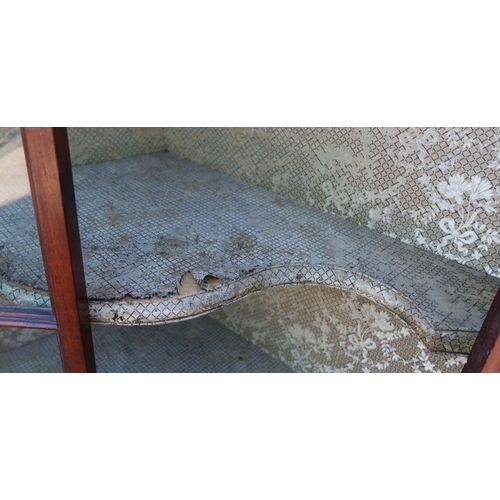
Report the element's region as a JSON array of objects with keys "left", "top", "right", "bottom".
[{"left": 68, "top": 127, "right": 166, "bottom": 166}]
